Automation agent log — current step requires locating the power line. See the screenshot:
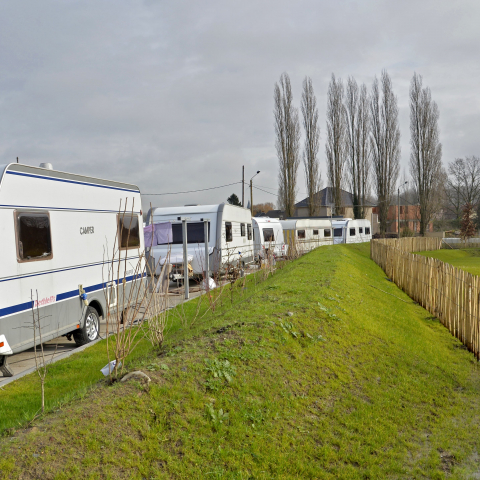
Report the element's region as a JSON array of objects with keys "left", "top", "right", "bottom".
[{"left": 144, "top": 181, "right": 242, "bottom": 196}]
